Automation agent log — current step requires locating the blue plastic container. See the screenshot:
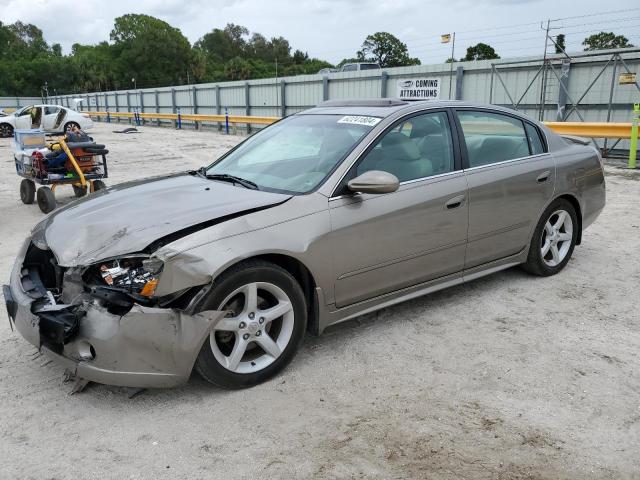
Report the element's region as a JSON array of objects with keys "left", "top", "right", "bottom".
[{"left": 14, "top": 129, "right": 46, "bottom": 150}]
